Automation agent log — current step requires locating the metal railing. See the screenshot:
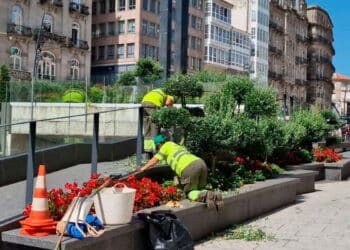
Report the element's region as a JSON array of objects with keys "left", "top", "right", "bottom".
[
  {"left": 7, "top": 23, "right": 32, "bottom": 37},
  {"left": 0, "top": 106, "right": 143, "bottom": 203}
]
